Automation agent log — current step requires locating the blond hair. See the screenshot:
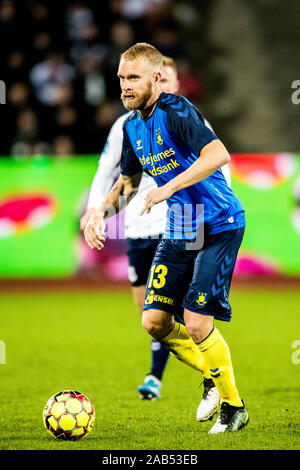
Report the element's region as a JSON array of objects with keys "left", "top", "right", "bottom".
[
  {"left": 120, "top": 42, "right": 163, "bottom": 70},
  {"left": 162, "top": 56, "right": 178, "bottom": 78}
]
